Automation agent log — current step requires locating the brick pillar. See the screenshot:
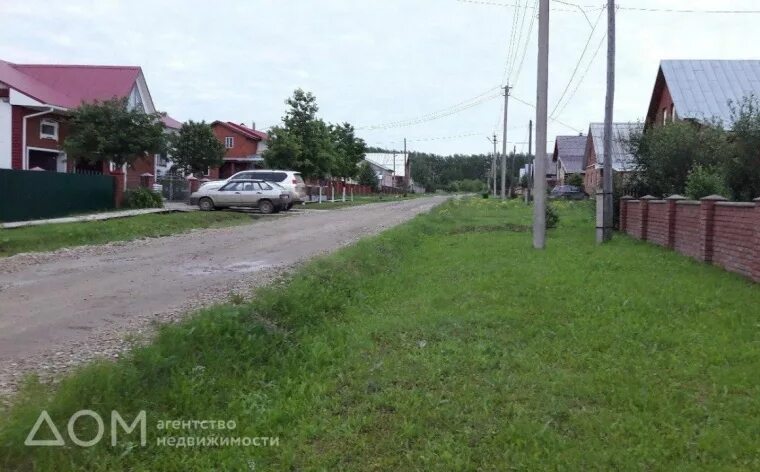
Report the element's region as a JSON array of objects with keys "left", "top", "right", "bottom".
[
  {"left": 640, "top": 195, "right": 656, "bottom": 241},
  {"left": 752, "top": 197, "right": 760, "bottom": 282},
  {"left": 665, "top": 194, "right": 686, "bottom": 249},
  {"left": 111, "top": 170, "right": 126, "bottom": 208},
  {"left": 187, "top": 175, "right": 200, "bottom": 193},
  {"left": 620, "top": 196, "right": 633, "bottom": 233},
  {"left": 140, "top": 172, "right": 155, "bottom": 189},
  {"left": 698, "top": 194, "right": 727, "bottom": 263}
]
